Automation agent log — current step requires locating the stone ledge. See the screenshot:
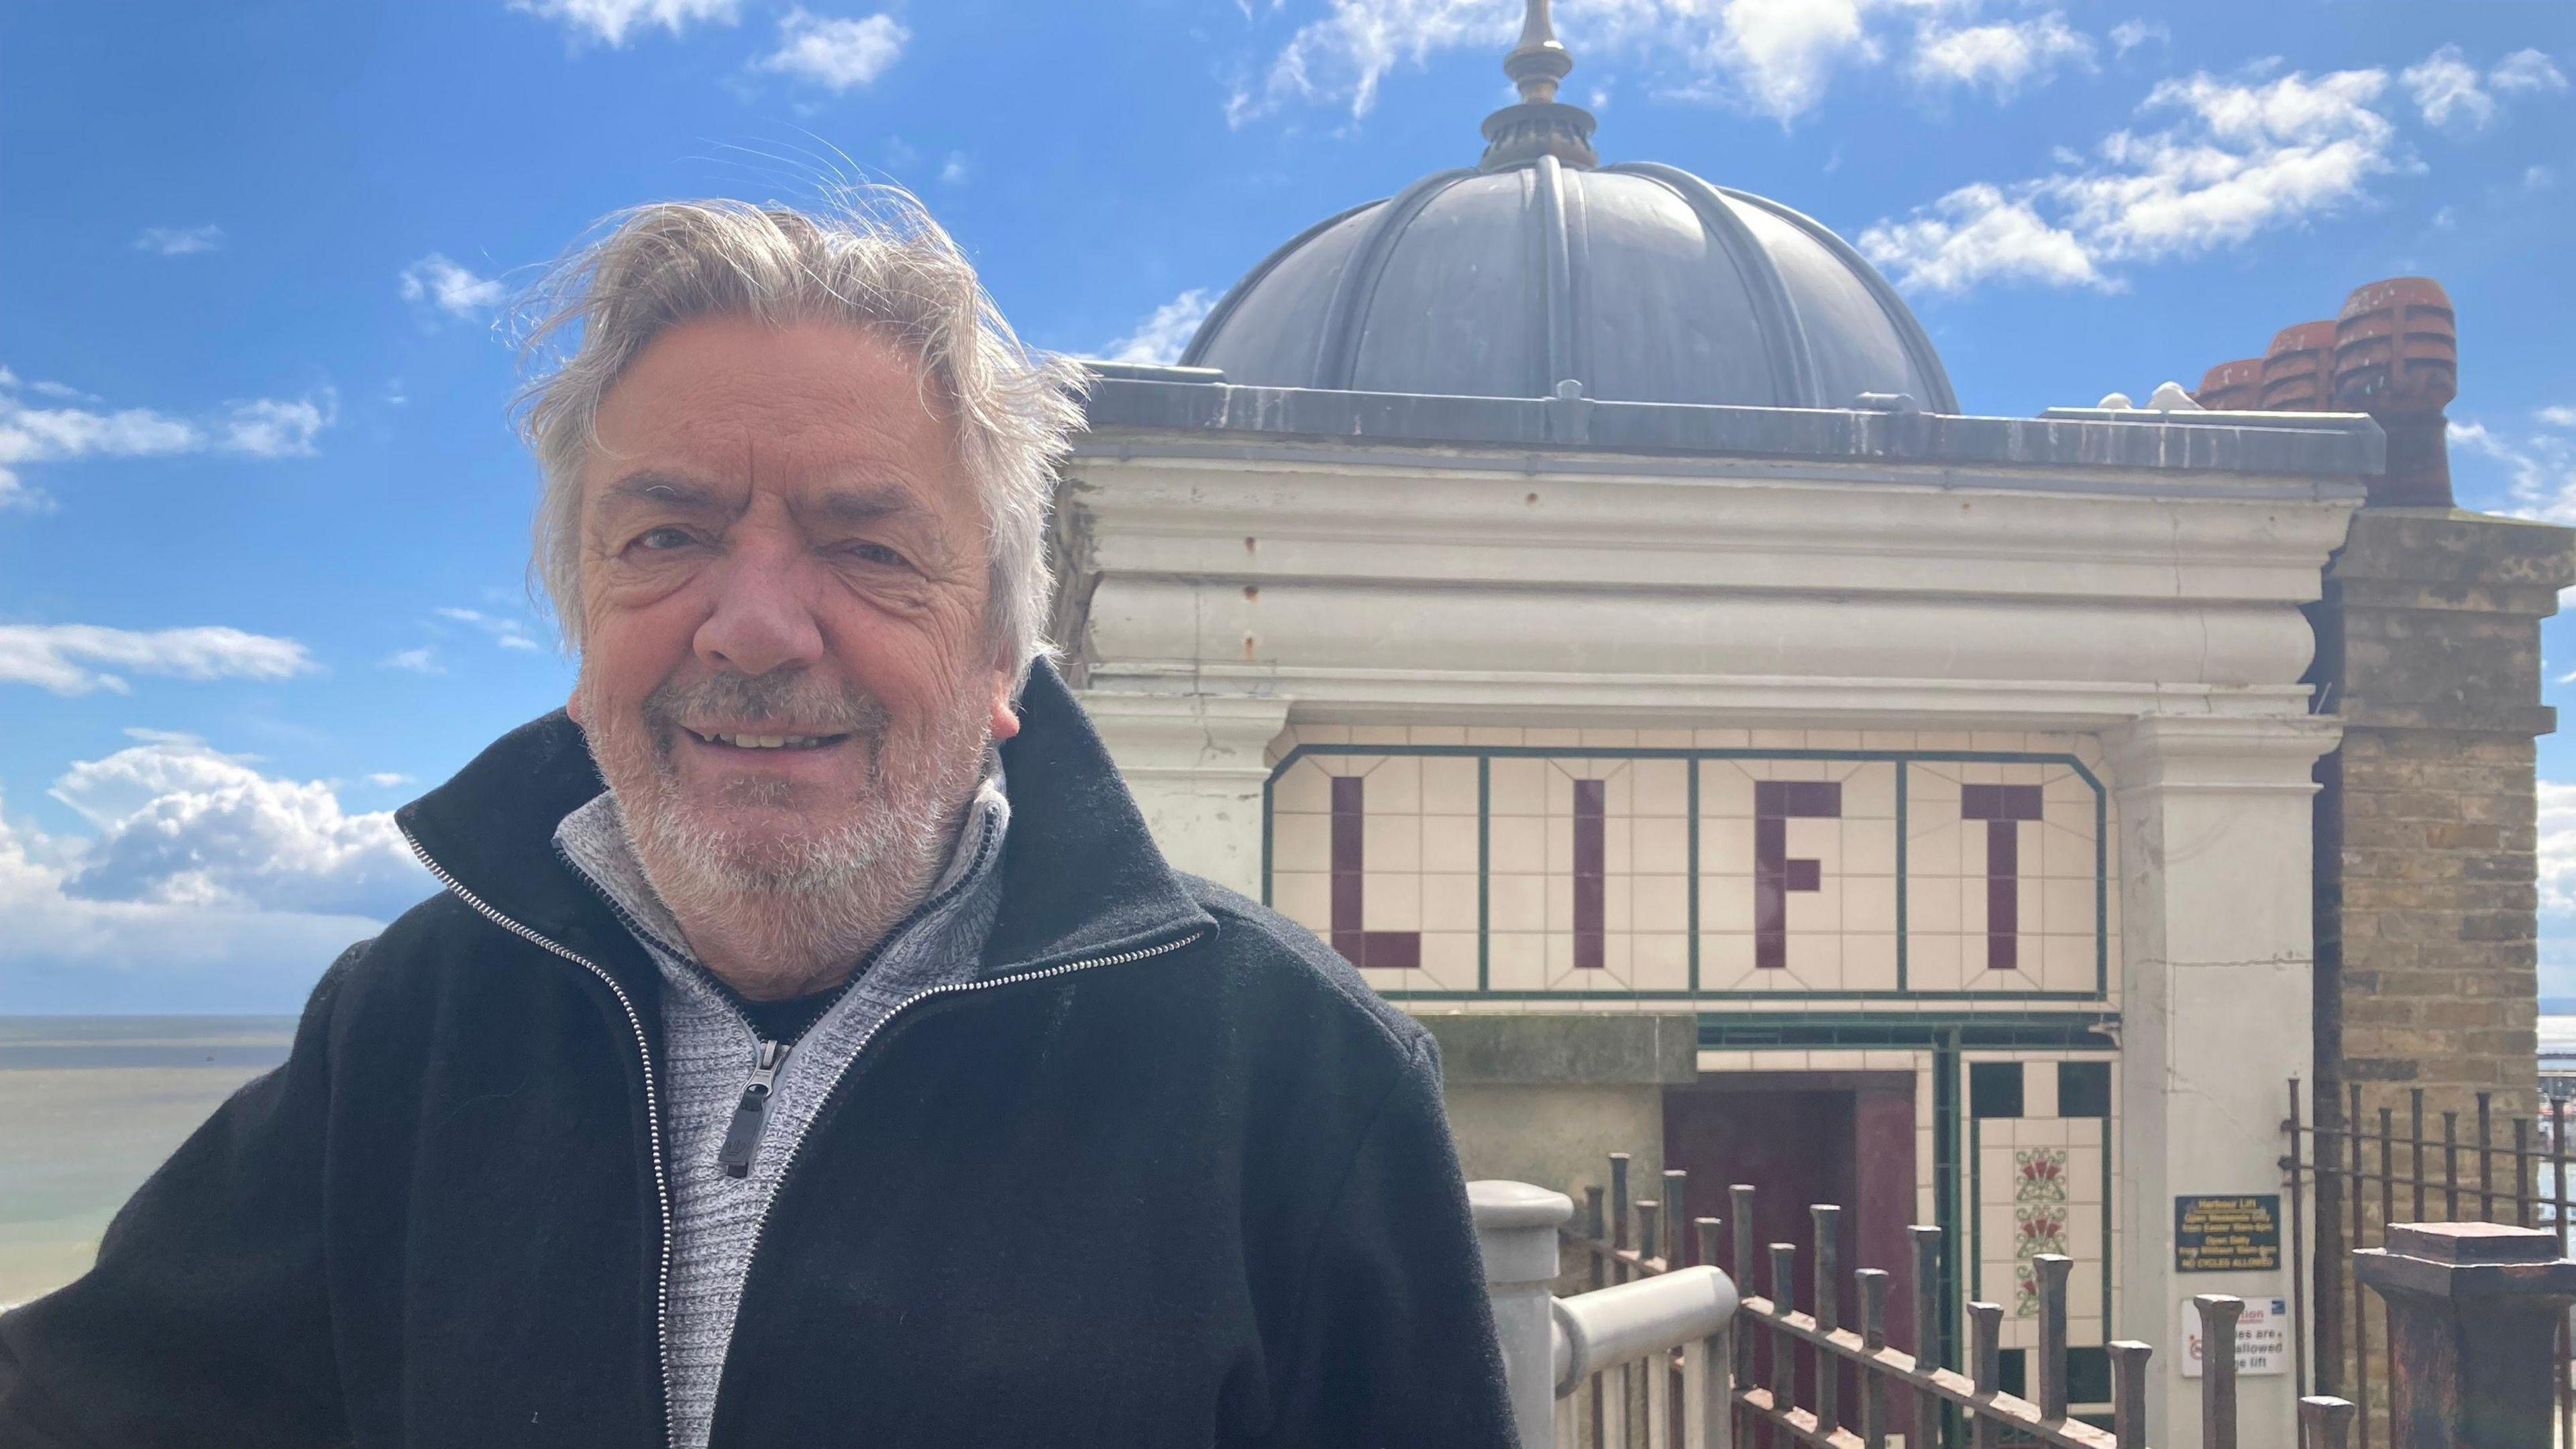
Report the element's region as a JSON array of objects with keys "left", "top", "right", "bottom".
[{"left": 1415, "top": 1012, "right": 1699, "bottom": 1085}]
